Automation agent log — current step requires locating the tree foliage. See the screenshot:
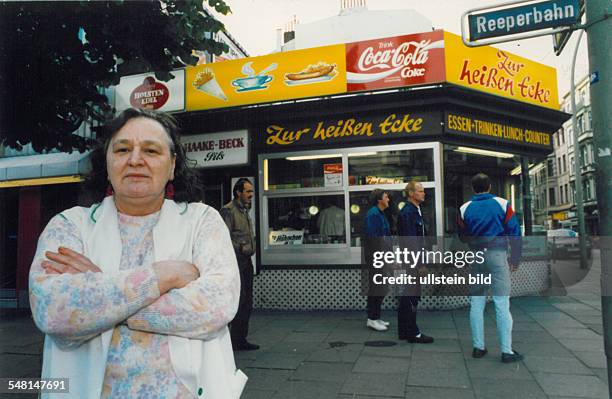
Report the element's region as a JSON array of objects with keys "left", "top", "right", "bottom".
[{"left": 0, "top": 0, "right": 231, "bottom": 152}]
